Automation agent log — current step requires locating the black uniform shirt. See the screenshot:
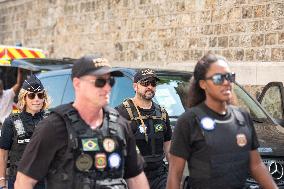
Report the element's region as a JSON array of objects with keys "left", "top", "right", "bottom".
[
  {"left": 170, "top": 102, "right": 259, "bottom": 161},
  {"left": 18, "top": 105, "right": 144, "bottom": 181},
  {"left": 0, "top": 111, "right": 44, "bottom": 150}
]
